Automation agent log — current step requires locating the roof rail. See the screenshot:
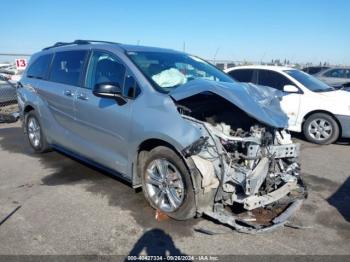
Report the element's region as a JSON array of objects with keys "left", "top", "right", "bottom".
[
  {"left": 82, "top": 40, "right": 121, "bottom": 45},
  {"left": 42, "top": 39, "right": 120, "bottom": 51}
]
